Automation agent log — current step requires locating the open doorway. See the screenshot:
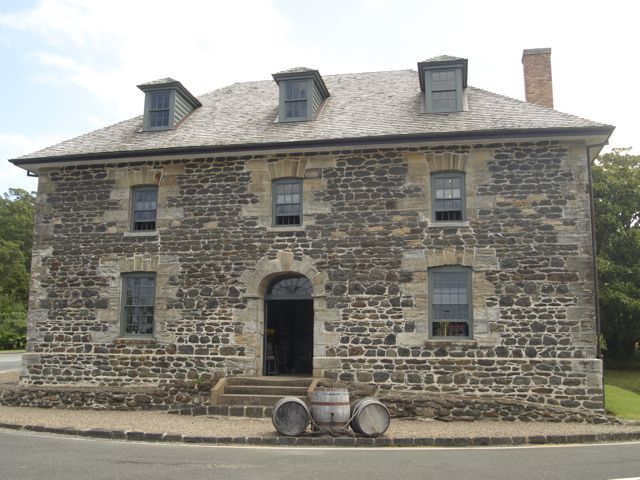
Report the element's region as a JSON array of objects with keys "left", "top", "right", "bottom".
[{"left": 264, "top": 275, "right": 313, "bottom": 376}]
